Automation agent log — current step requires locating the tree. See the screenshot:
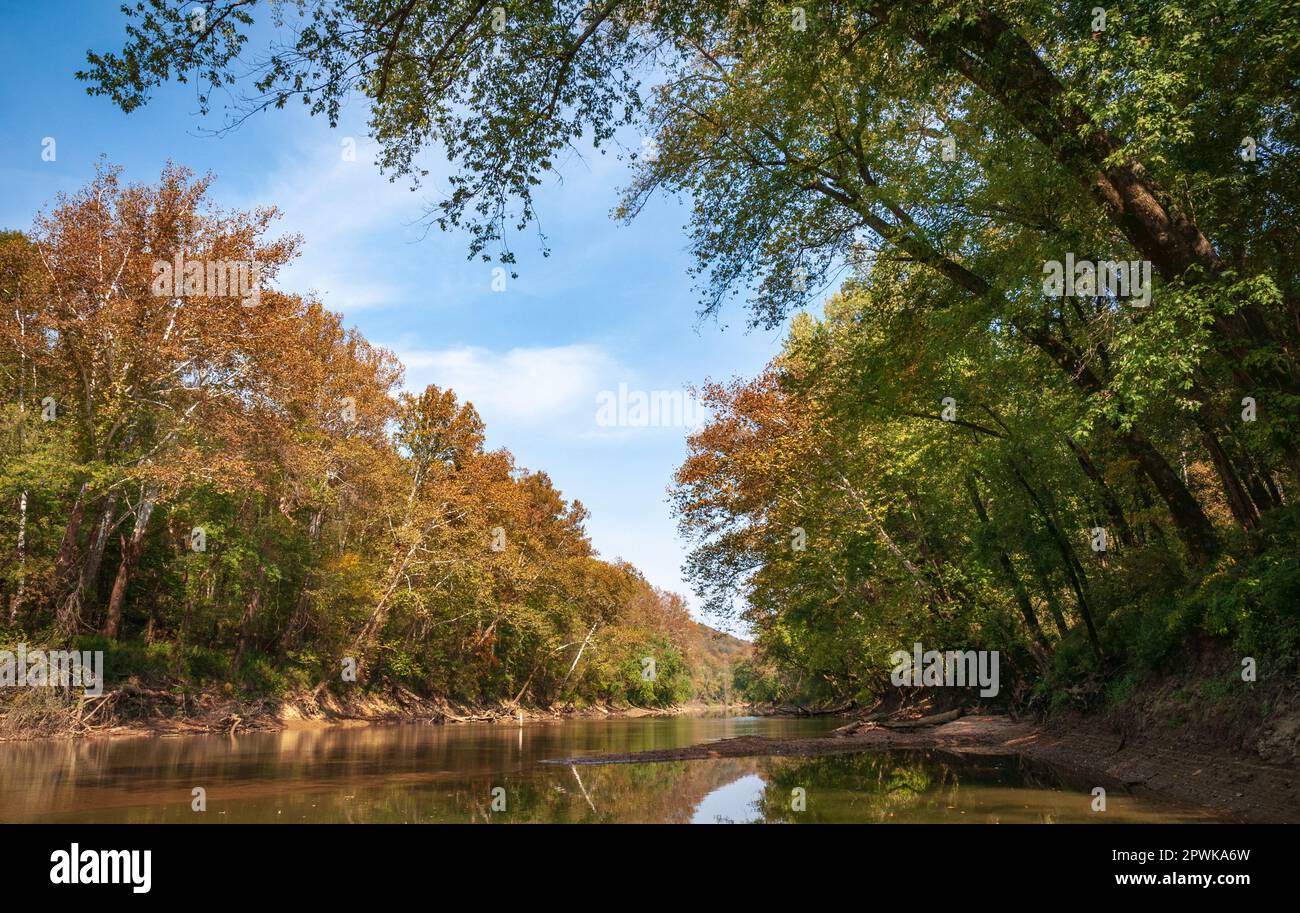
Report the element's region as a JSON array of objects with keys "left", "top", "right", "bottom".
[
  {"left": 82, "top": 1, "right": 1298, "bottom": 563},
  {"left": 3, "top": 166, "right": 713, "bottom": 710}
]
